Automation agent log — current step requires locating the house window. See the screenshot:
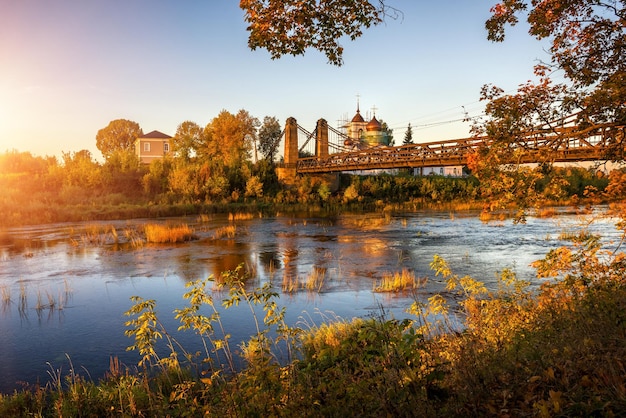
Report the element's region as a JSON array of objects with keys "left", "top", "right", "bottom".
[
  {"left": 163, "top": 143, "right": 169, "bottom": 153},
  {"left": 144, "top": 142, "right": 151, "bottom": 152}
]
